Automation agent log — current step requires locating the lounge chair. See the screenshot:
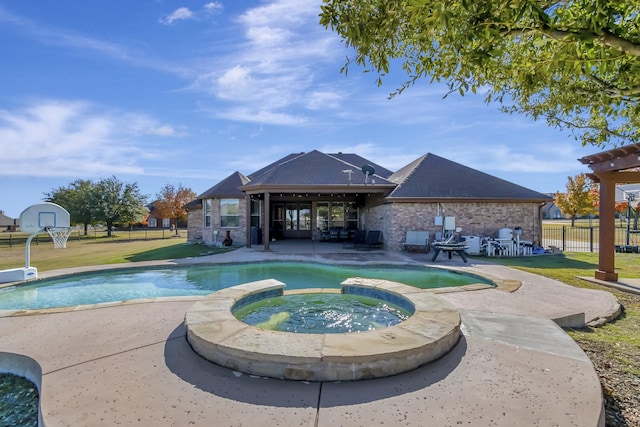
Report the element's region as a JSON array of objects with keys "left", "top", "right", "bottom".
[
  {"left": 356, "top": 230, "right": 383, "bottom": 251},
  {"left": 343, "top": 229, "right": 367, "bottom": 248}
]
